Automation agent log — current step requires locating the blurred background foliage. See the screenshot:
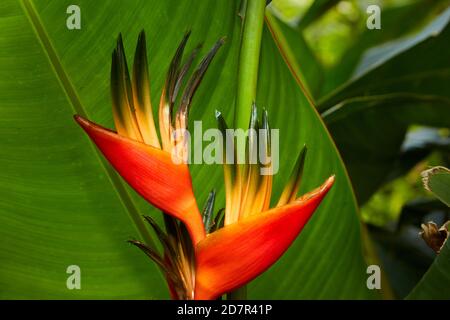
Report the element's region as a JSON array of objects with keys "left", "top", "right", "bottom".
[{"left": 268, "top": 0, "right": 450, "bottom": 298}]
